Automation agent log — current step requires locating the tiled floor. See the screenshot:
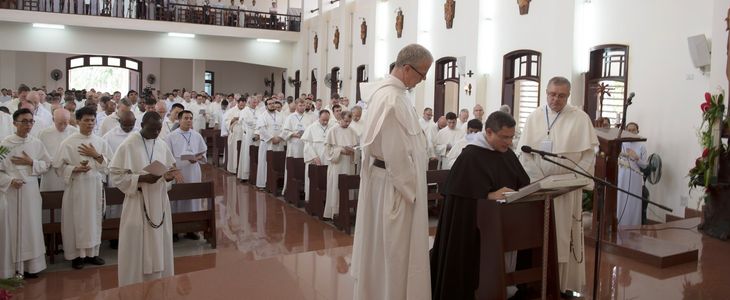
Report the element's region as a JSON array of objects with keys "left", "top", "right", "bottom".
[{"left": 9, "top": 165, "right": 730, "bottom": 299}]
